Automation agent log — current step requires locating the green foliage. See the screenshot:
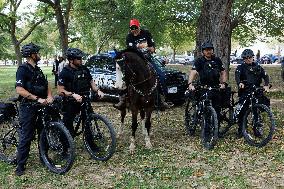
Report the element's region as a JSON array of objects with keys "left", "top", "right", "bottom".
[{"left": 232, "top": 0, "right": 284, "bottom": 45}]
